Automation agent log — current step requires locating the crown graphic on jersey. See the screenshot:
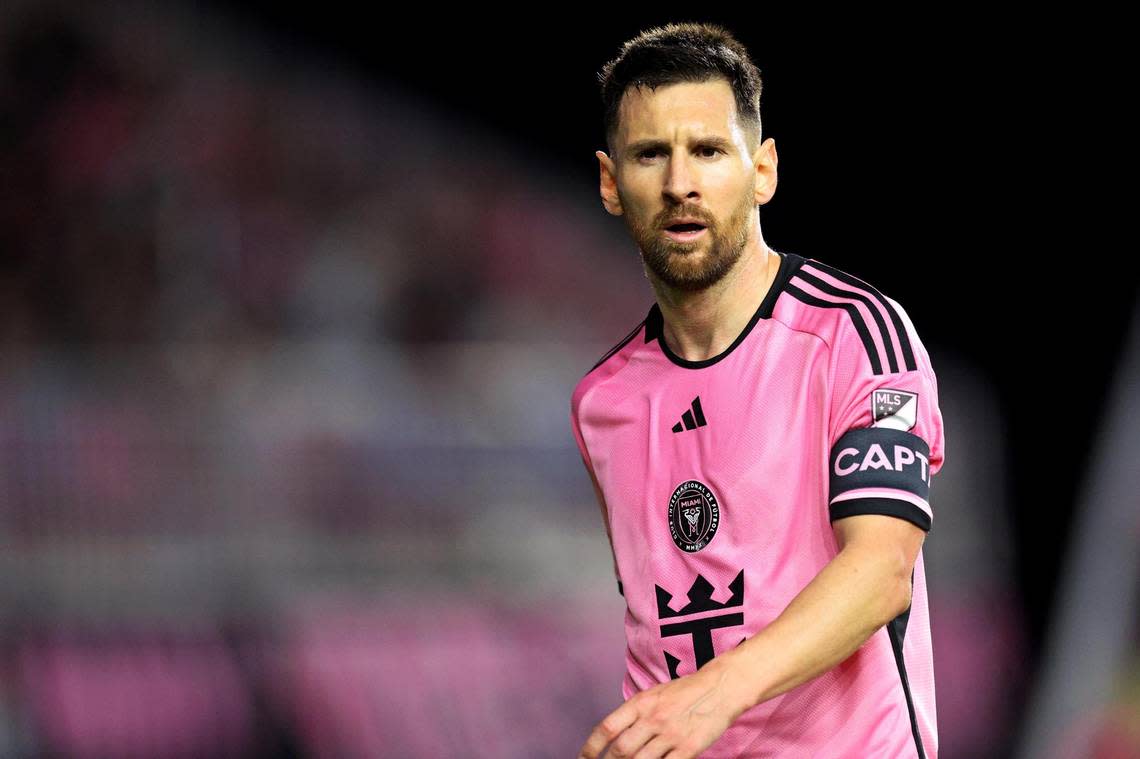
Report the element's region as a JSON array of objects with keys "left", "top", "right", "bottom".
[
  {"left": 671, "top": 396, "right": 708, "bottom": 433},
  {"left": 656, "top": 570, "right": 744, "bottom": 619}
]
